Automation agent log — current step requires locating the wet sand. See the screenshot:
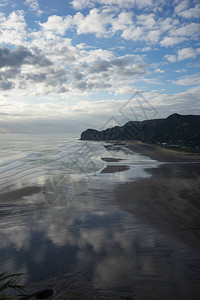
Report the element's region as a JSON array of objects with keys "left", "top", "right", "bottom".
[
  {"left": 116, "top": 163, "right": 200, "bottom": 250},
  {"left": 116, "top": 142, "right": 200, "bottom": 250},
  {"left": 1, "top": 142, "right": 200, "bottom": 249},
  {"left": 52, "top": 143, "right": 200, "bottom": 299},
  {"left": 0, "top": 186, "right": 41, "bottom": 203},
  {"left": 101, "top": 157, "right": 124, "bottom": 162},
  {"left": 1, "top": 142, "right": 200, "bottom": 299}
]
